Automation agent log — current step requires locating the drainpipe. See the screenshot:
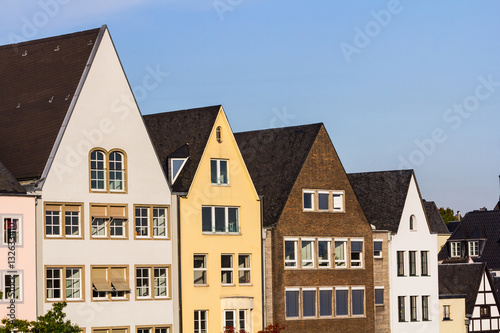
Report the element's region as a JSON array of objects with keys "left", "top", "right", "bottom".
[{"left": 177, "top": 195, "right": 183, "bottom": 333}]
